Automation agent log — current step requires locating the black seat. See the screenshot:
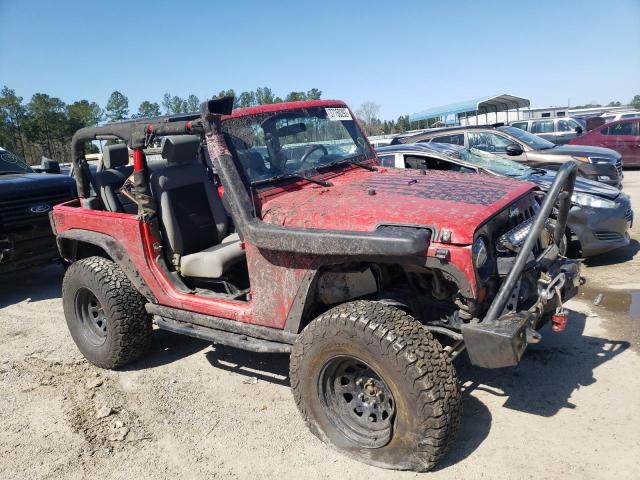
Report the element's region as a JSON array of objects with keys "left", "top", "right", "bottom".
[
  {"left": 94, "top": 144, "right": 136, "bottom": 213},
  {"left": 150, "top": 136, "right": 244, "bottom": 278}
]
